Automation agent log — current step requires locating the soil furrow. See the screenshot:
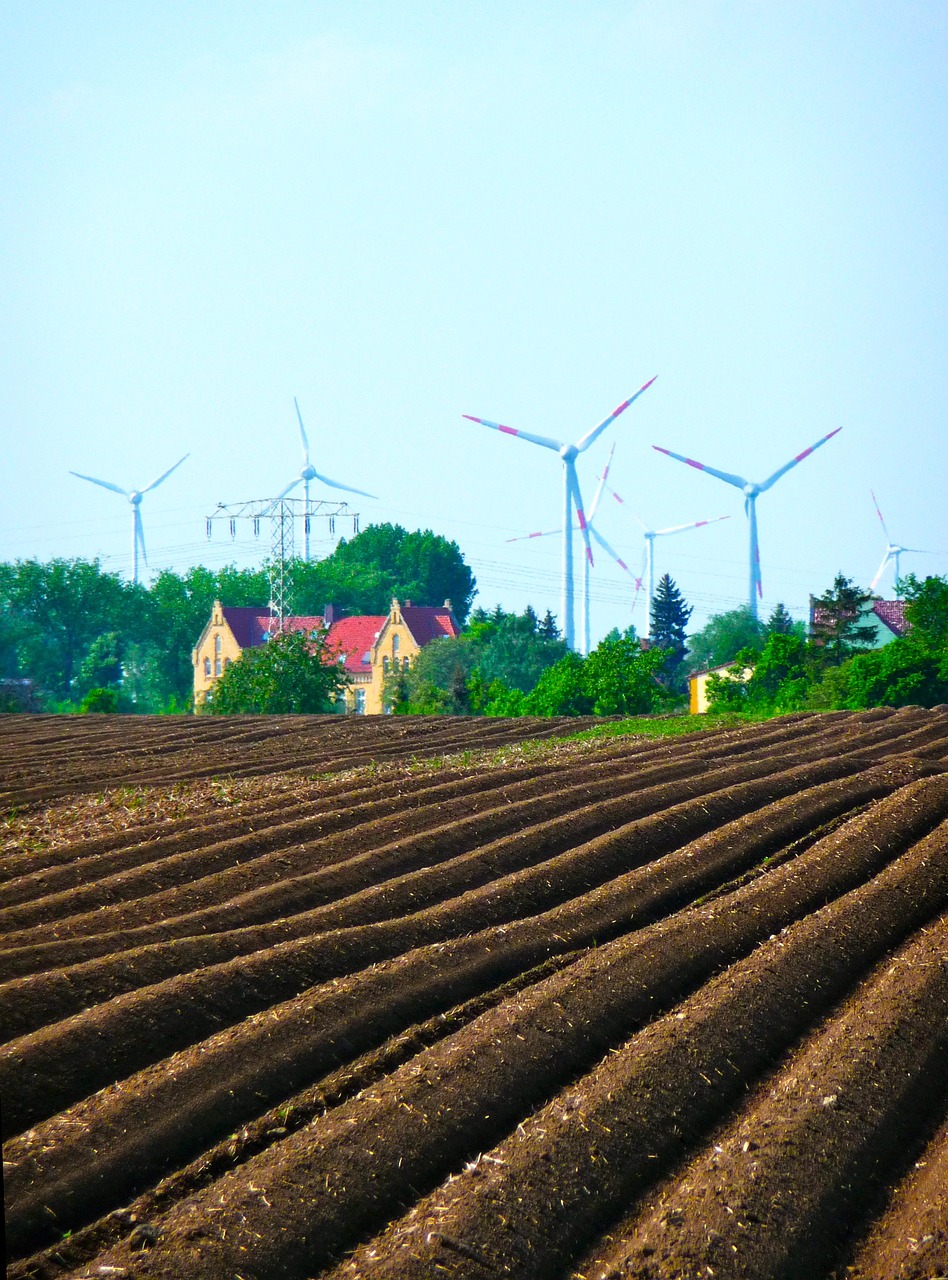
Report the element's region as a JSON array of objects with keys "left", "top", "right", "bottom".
[
  {"left": 0, "top": 761, "right": 900, "bottom": 1036},
  {"left": 48, "top": 814, "right": 948, "bottom": 1280},
  {"left": 577, "top": 915, "right": 948, "bottom": 1280},
  {"left": 0, "top": 723, "right": 910, "bottom": 951},
  {"left": 3, "top": 754, "right": 917, "bottom": 1130},
  {"left": 0, "top": 742, "right": 739, "bottom": 930},
  {"left": 6, "top": 776, "right": 946, "bottom": 1258},
  {"left": 838, "top": 1108, "right": 948, "bottom": 1280}
]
